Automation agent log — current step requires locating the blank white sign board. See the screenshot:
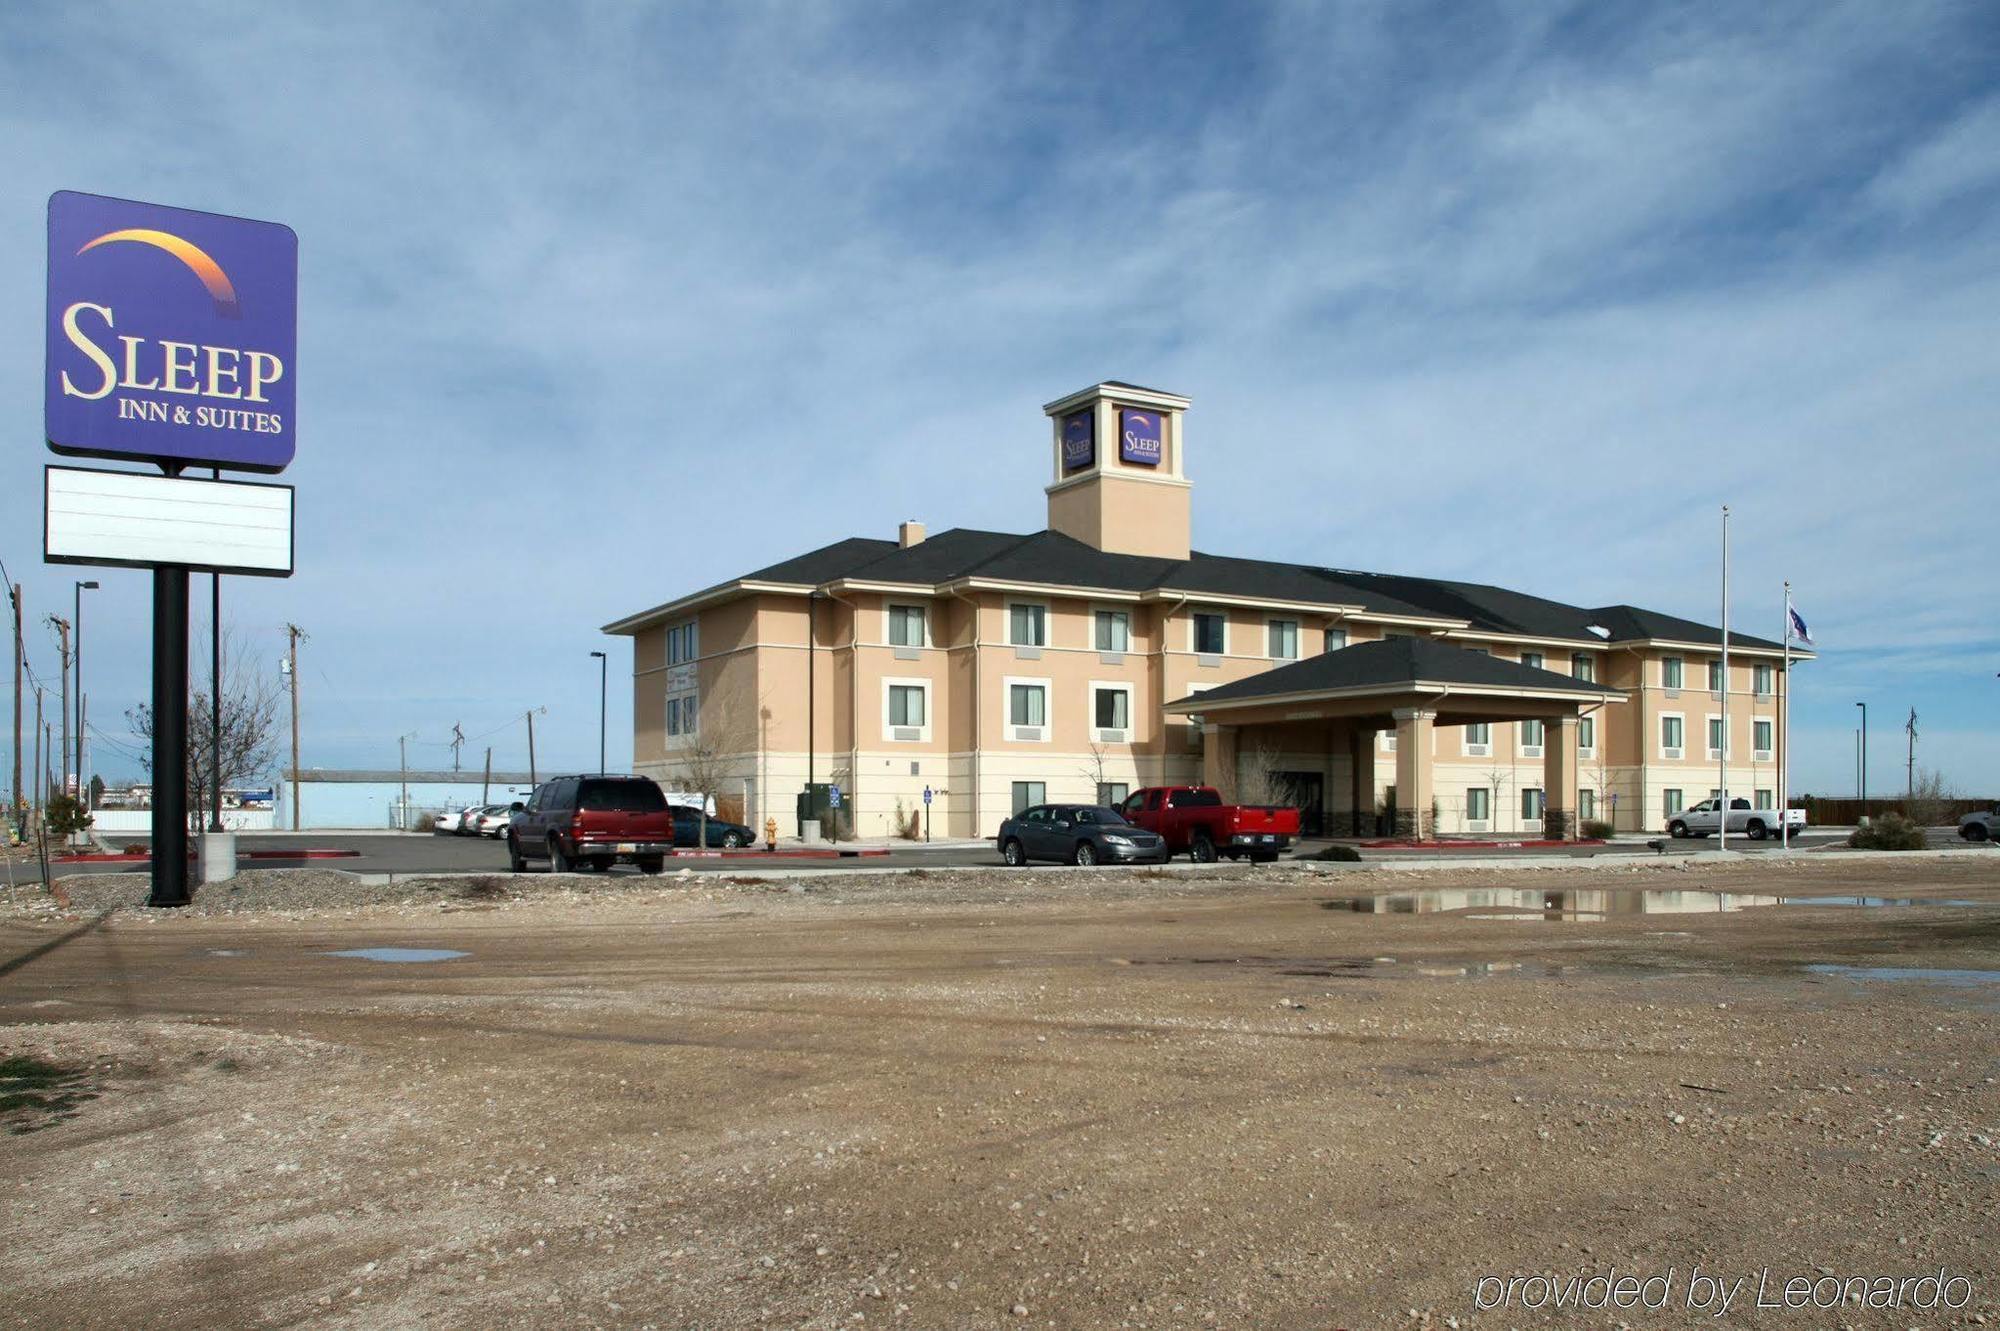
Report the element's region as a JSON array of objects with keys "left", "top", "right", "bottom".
[{"left": 45, "top": 465, "right": 295, "bottom": 577}]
